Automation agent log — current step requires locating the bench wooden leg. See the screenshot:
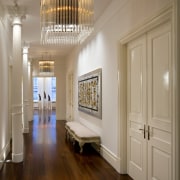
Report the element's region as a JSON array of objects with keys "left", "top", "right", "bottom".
[
  {"left": 79, "top": 142, "right": 84, "bottom": 154},
  {"left": 72, "top": 138, "right": 76, "bottom": 146},
  {"left": 65, "top": 129, "right": 68, "bottom": 141}
]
